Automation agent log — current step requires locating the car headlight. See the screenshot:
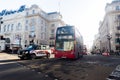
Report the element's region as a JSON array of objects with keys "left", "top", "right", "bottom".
[{"left": 25, "top": 51, "right": 28, "bottom": 54}]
